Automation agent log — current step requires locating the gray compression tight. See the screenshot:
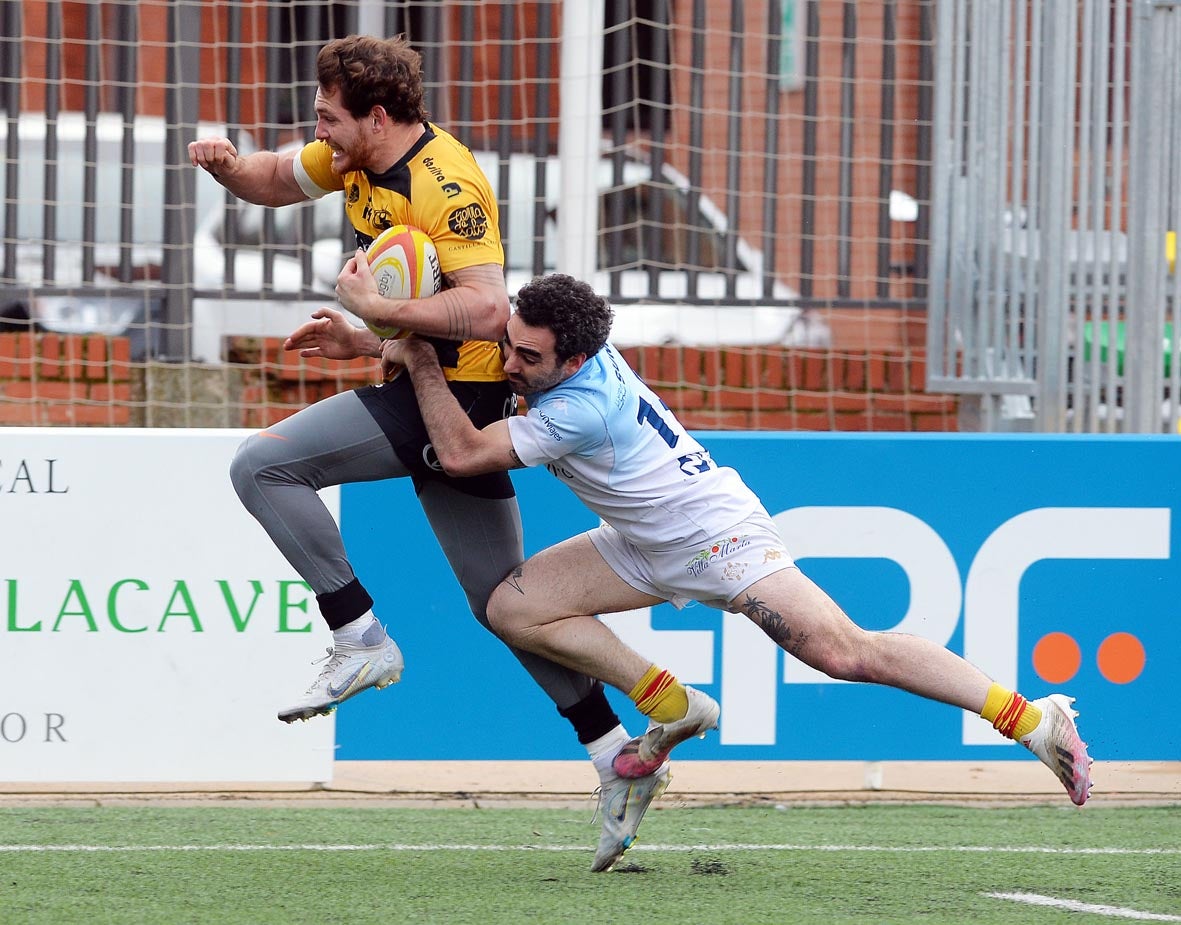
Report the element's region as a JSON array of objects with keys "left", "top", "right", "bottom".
[{"left": 229, "top": 388, "right": 597, "bottom": 709}]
